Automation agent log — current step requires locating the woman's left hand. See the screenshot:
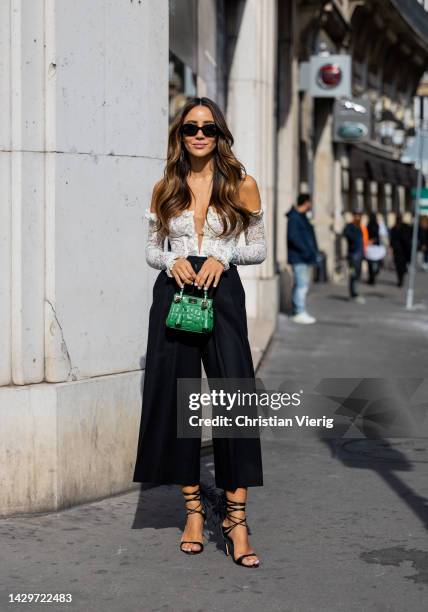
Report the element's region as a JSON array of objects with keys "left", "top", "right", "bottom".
[{"left": 193, "top": 257, "right": 225, "bottom": 289}]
